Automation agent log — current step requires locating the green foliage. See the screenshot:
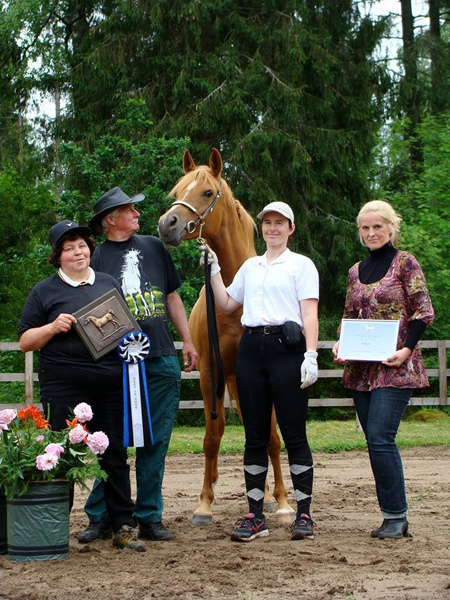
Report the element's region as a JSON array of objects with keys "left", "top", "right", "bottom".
[
  {"left": 0, "top": 164, "right": 55, "bottom": 337},
  {"left": 406, "top": 407, "right": 449, "bottom": 422},
  {"left": 7, "top": 1, "right": 390, "bottom": 316},
  {"left": 374, "top": 112, "right": 450, "bottom": 338},
  {"left": 59, "top": 99, "right": 190, "bottom": 229},
  {"left": 137, "top": 1, "right": 391, "bottom": 313}
]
